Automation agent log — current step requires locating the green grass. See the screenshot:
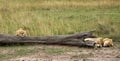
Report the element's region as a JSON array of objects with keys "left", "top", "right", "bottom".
[
  {"left": 0, "top": 45, "right": 70, "bottom": 59},
  {"left": 0, "top": 46, "right": 36, "bottom": 59},
  {"left": 0, "top": 0, "right": 120, "bottom": 59},
  {"left": 0, "top": 49, "right": 35, "bottom": 59},
  {"left": 0, "top": 0, "right": 120, "bottom": 39}
]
